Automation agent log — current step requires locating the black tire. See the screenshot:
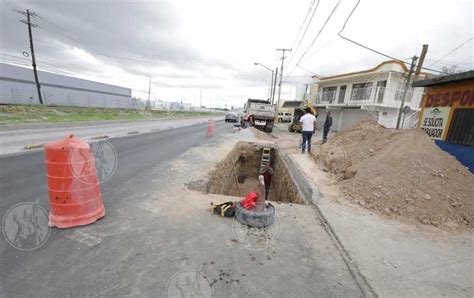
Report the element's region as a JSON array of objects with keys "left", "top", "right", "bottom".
[
  {"left": 264, "top": 121, "right": 274, "bottom": 133},
  {"left": 235, "top": 202, "right": 275, "bottom": 227},
  {"left": 288, "top": 124, "right": 294, "bottom": 132}
]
